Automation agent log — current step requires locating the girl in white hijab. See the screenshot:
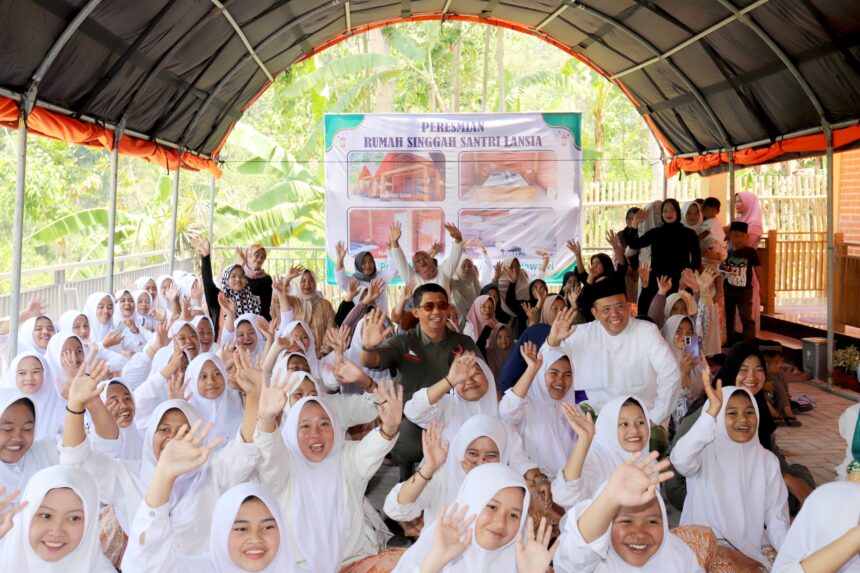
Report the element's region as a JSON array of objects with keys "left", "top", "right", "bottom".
[
  {"left": 254, "top": 383, "right": 402, "bottom": 572},
  {"left": 384, "top": 414, "right": 509, "bottom": 529},
  {"left": 135, "top": 275, "right": 158, "bottom": 302},
  {"left": 0, "top": 390, "right": 58, "bottom": 497},
  {"left": 681, "top": 200, "right": 704, "bottom": 231},
  {"left": 61, "top": 397, "right": 259, "bottom": 553},
  {"left": 553, "top": 452, "right": 700, "bottom": 573},
  {"left": 670, "top": 382, "right": 789, "bottom": 569},
  {"left": 57, "top": 310, "right": 127, "bottom": 373},
  {"left": 100, "top": 379, "right": 142, "bottom": 461},
  {"left": 186, "top": 353, "right": 244, "bottom": 444},
  {"left": 112, "top": 289, "right": 148, "bottom": 352},
  {"left": 0, "top": 465, "right": 114, "bottom": 572},
  {"left": 191, "top": 315, "right": 216, "bottom": 352},
  {"left": 772, "top": 481, "right": 860, "bottom": 573},
  {"left": 499, "top": 344, "right": 576, "bottom": 476},
  {"left": 134, "top": 290, "right": 158, "bottom": 330},
  {"left": 393, "top": 462, "right": 552, "bottom": 573},
  {"left": 84, "top": 292, "right": 115, "bottom": 344},
  {"left": 552, "top": 395, "right": 649, "bottom": 510},
  {"left": 222, "top": 313, "right": 266, "bottom": 362},
  {"left": 404, "top": 354, "right": 500, "bottom": 442},
  {"left": 276, "top": 321, "right": 320, "bottom": 378},
  {"left": 3, "top": 352, "right": 65, "bottom": 440},
  {"left": 660, "top": 315, "right": 703, "bottom": 427},
  {"left": 155, "top": 274, "right": 175, "bottom": 315},
  {"left": 16, "top": 315, "right": 55, "bottom": 356},
  {"left": 44, "top": 332, "right": 86, "bottom": 399}
]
